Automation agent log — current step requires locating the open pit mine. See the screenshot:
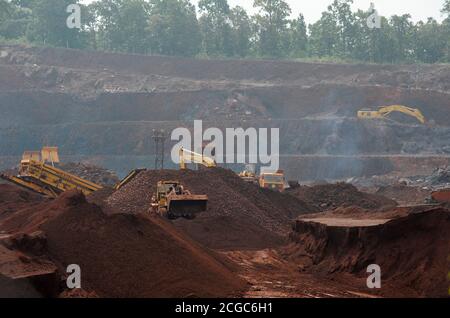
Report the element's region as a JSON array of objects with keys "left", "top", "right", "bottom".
[{"left": 0, "top": 45, "right": 449, "bottom": 298}]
